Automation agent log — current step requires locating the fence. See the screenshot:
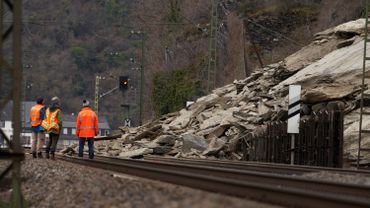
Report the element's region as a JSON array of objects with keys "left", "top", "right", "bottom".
[{"left": 242, "top": 110, "right": 343, "bottom": 167}]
